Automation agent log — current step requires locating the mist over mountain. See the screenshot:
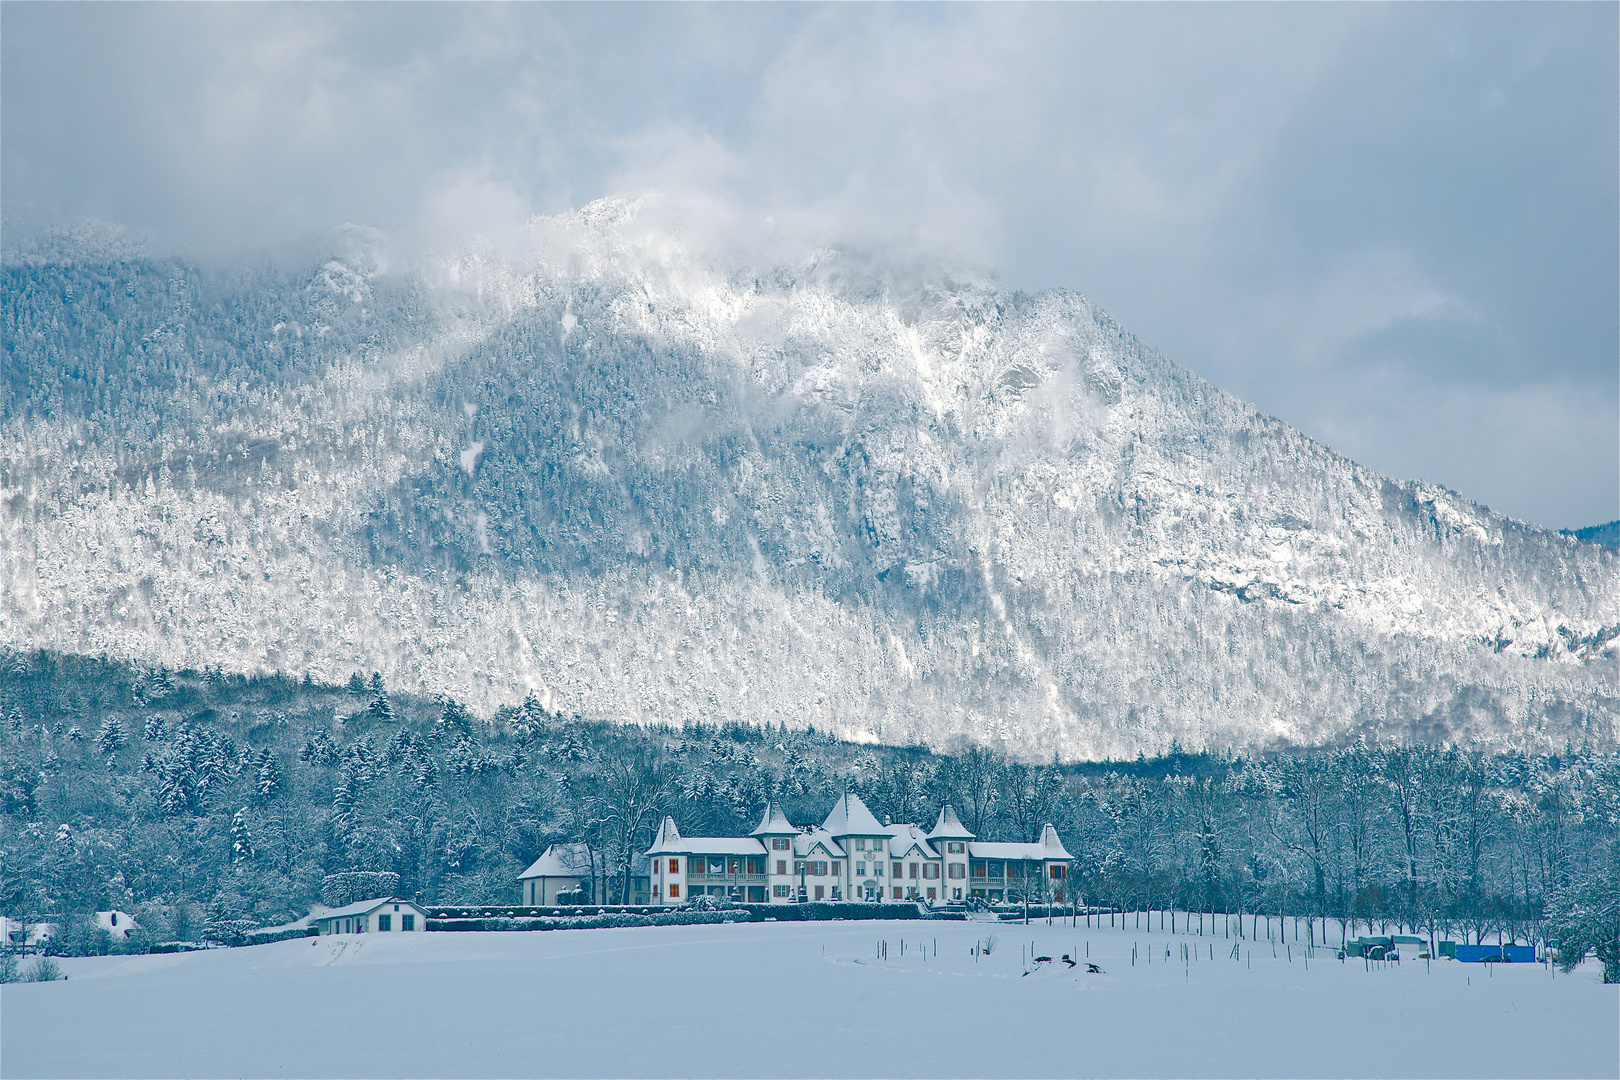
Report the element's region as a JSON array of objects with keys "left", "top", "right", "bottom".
[{"left": 3, "top": 198, "right": 1616, "bottom": 758}]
